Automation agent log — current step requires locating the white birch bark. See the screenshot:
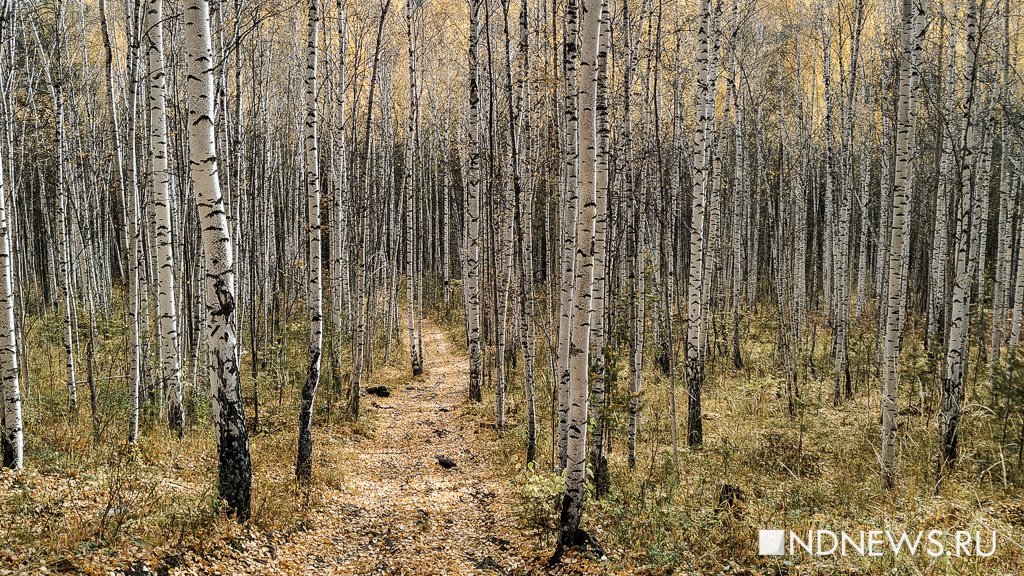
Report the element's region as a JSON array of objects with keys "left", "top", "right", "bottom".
[
  {"left": 880, "top": 0, "right": 923, "bottom": 490},
  {"left": 515, "top": 0, "right": 537, "bottom": 463},
  {"left": 556, "top": 0, "right": 581, "bottom": 470},
  {"left": 685, "top": 0, "right": 713, "bottom": 448},
  {"left": 729, "top": 0, "right": 744, "bottom": 368},
  {"left": 557, "top": 0, "right": 601, "bottom": 551},
  {"left": 1011, "top": 173, "right": 1024, "bottom": 348},
  {"left": 624, "top": 0, "right": 642, "bottom": 469},
  {"left": 100, "top": 0, "right": 141, "bottom": 446},
  {"left": 794, "top": 35, "right": 808, "bottom": 338},
  {"left": 466, "top": 0, "right": 483, "bottom": 402},
  {"left": 854, "top": 68, "right": 870, "bottom": 319},
  {"left": 820, "top": 5, "right": 835, "bottom": 322},
  {"left": 37, "top": 1, "right": 78, "bottom": 414},
  {"left": 296, "top": 0, "right": 323, "bottom": 483},
  {"left": 832, "top": 0, "right": 863, "bottom": 404},
  {"left": 703, "top": 3, "right": 723, "bottom": 358},
  {"left": 145, "top": 0, "right": 184, "bottom": 436},
  {"left": 331, "top": 0, "right": 349, "bottom": 391},
  {"left": 185, "top": 0, "right": 252, "bottom": 519},
  {"left": 404, "top": 0, "right": 422, "bottom": 377},
  {"left": 0, "top": 33, "right": 19, "bottom": 467},
  {"left": 587, "top": 0, "right": 610, "bottom": 494},
  {"left": 124, "top": 1, "right": 144, "bottom": 444}
]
